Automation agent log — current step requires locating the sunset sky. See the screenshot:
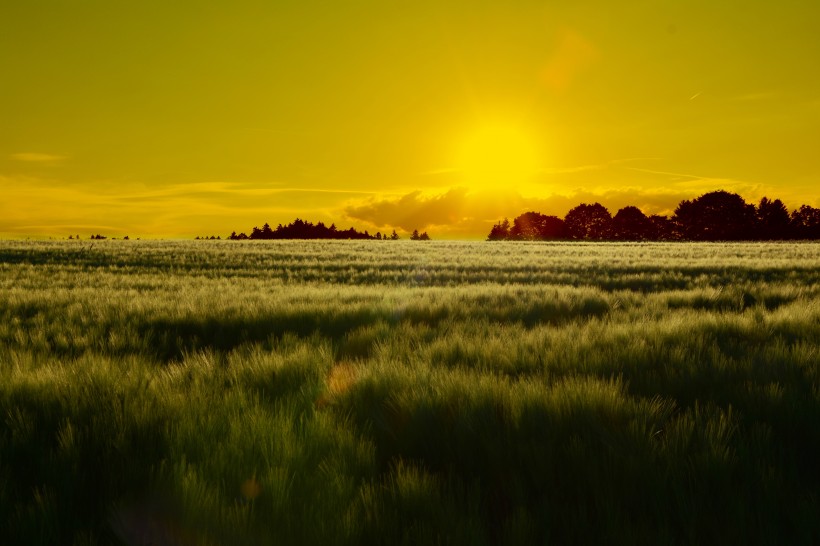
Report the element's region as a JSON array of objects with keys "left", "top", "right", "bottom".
[{"left": 2, "top": 1, "right": 819, "bottom": 238}]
